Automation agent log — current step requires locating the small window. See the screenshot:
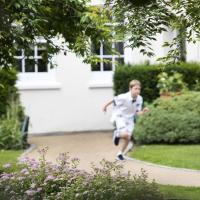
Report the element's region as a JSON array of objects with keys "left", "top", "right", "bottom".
[
  {"left": 14, "top": 43, "right": 49, "bottom": 73},
  {"left": 91, "top": 41, "right": 124, "bottom": 72}
]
